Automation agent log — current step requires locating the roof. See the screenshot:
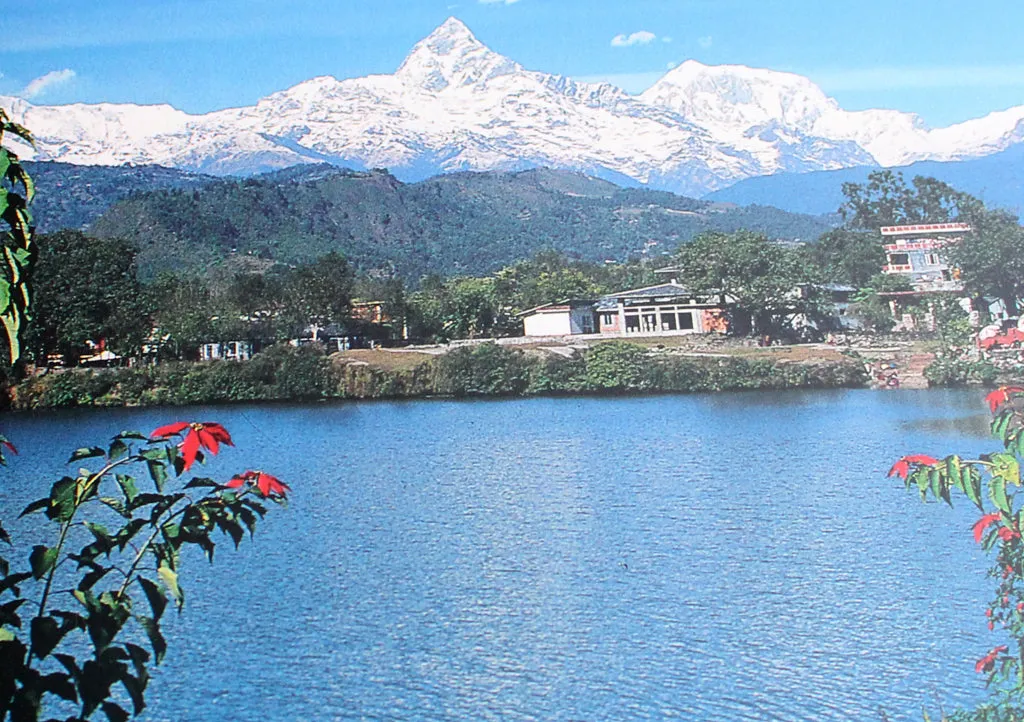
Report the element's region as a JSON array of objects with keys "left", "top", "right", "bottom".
[
  {"left": 595, "top": 282, "right": 725, "bottom": 311},
  {"left": 880, "top": 223, "right": 971, "bottom": 236},
  {"left": 515, "top": 299, "right": 596, "bottom": 318},
  {"left": 602, "top": 282, "right": 694, "bottom": 299}
]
